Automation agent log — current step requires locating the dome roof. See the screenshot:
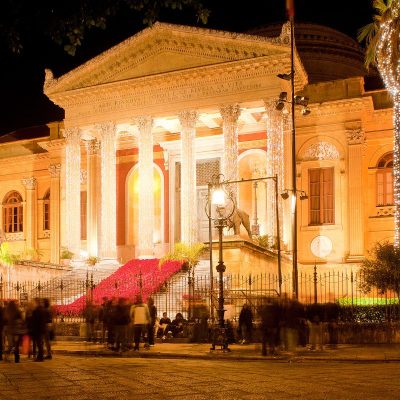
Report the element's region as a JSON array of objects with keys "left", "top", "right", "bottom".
[{"left": 249, "top": 22, "right": 367, "bottom": 83}]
